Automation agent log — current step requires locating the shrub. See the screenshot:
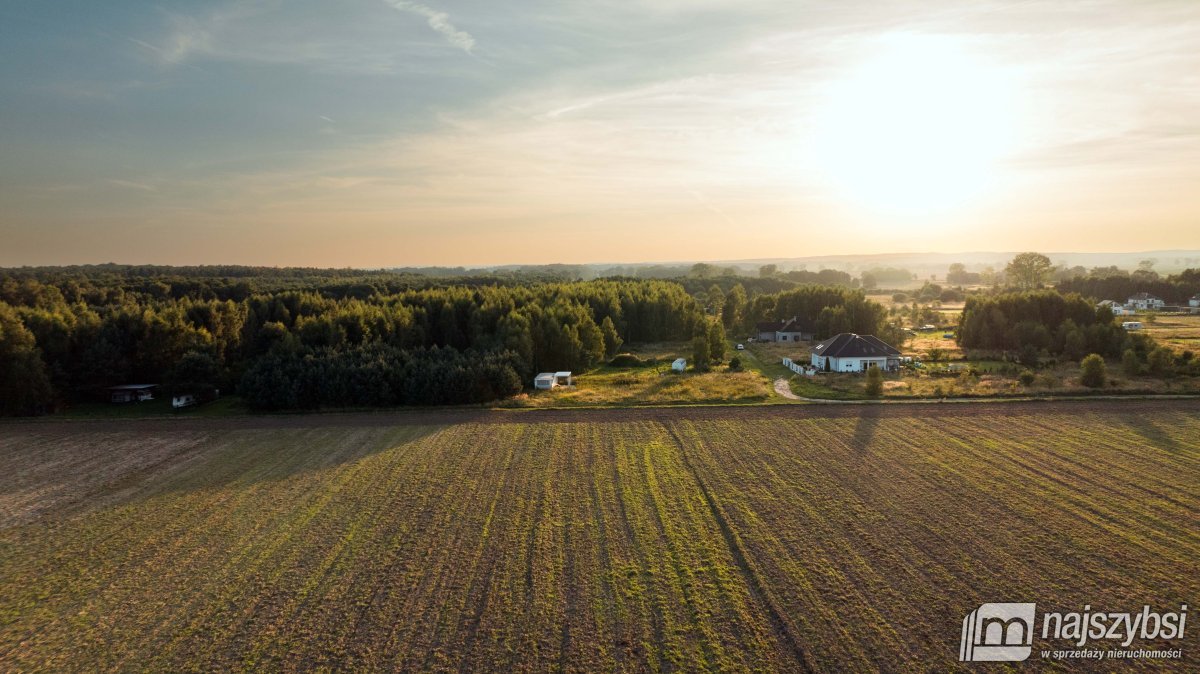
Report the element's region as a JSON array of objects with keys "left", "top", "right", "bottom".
[
  {"left": 1018, "top": 369, "right": 1036, "bottom": 386},
  {"left": 608, "top": 353, "right": 644, "bottom": 368},
  {"left": 1147, "top": 347, "right": 1174, "bottom": 376},
  {"left": 1036, "top": 373, "right": 1060, "bottom": 389},
  {"left": 1121, "top": 349, "right": 1141, "bottom": 377},
  {"left": 728, "top": 356, "right": 742, "bottom": 372},
  {"left": 865, "top": 365, "right": 884, "bottom": 398},
  {"left": 1080, "top": 354, "right": 1107, "bottom": 388}
]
